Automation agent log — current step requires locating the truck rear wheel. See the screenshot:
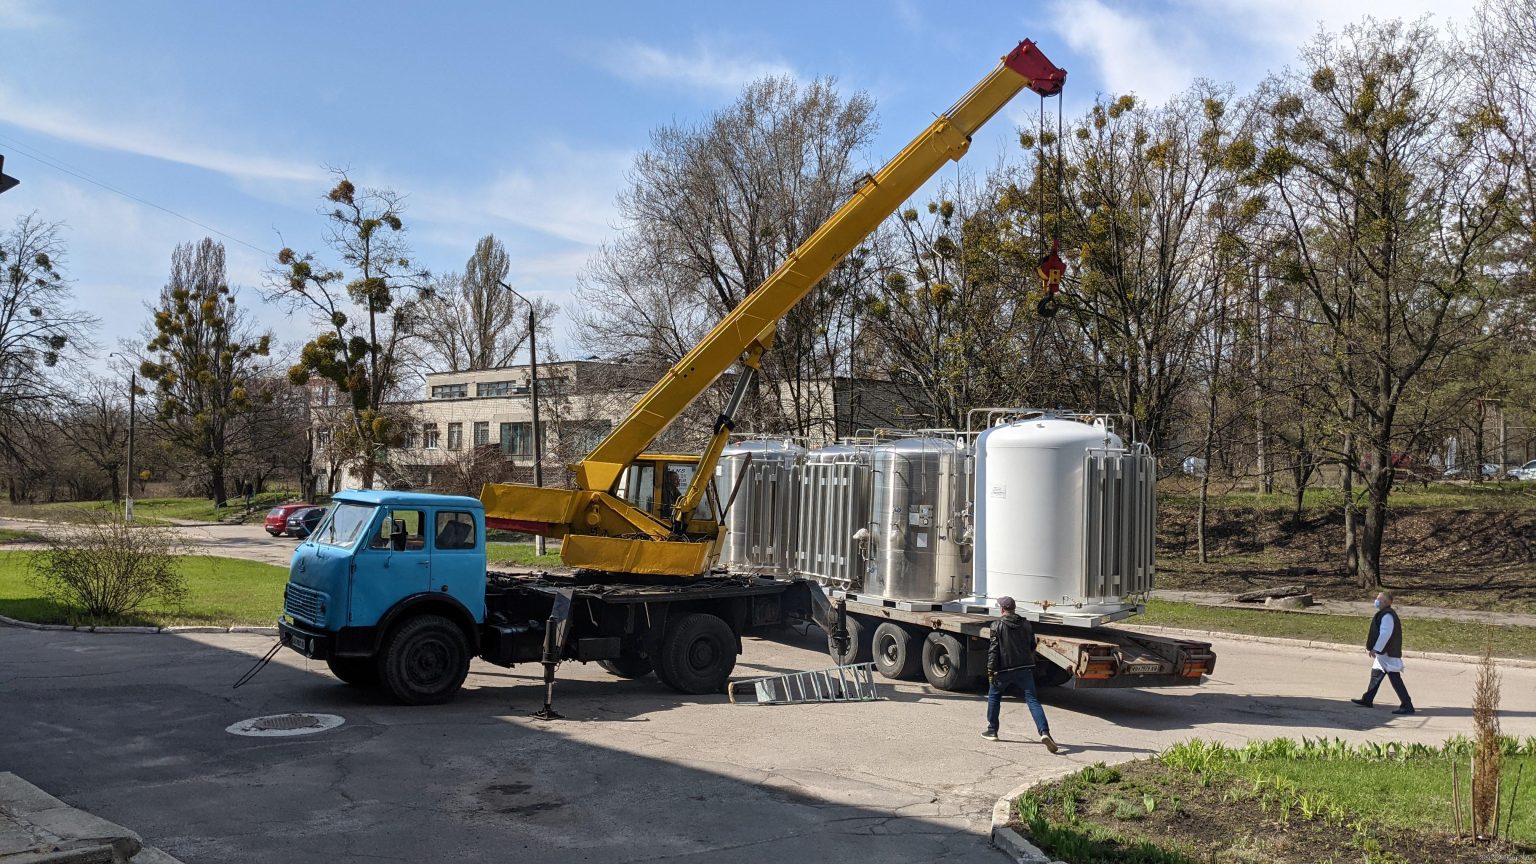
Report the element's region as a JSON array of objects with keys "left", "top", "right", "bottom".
[
  {"left": 921, "top": 632, "right": 975, "bottom": 691},
  {"left": 377, "top": 614, "right": 471, "bottom": 705},
  {"left": 826, "top": 615, "right": 872, "bottom": 666},
  {"left": 655, "top": 613, "right": 736, "bottom": 694},
  {"left": 326, "top": 655, "right": 378, "bottom": 687},
  {"left": 597, "top": 651, "right": 654, "bottom": 679},
  {"left": 871, "top": 622, "right": 921, "bottom": 680}
]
